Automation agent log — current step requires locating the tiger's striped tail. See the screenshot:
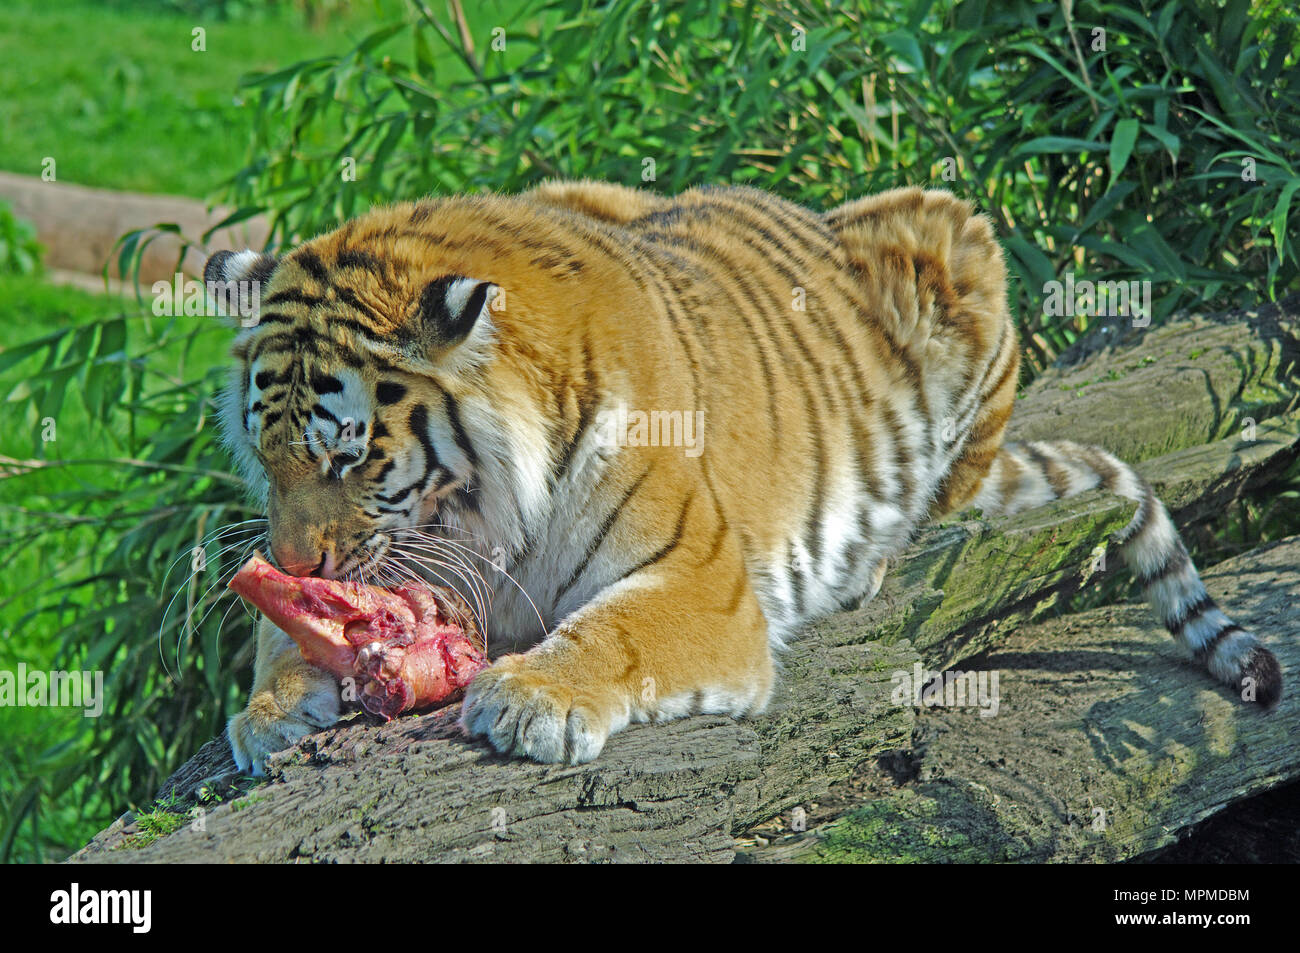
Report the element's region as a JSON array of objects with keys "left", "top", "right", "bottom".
[{"left": 970, "top": 440, "right": 1283, "bottom": 707}]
